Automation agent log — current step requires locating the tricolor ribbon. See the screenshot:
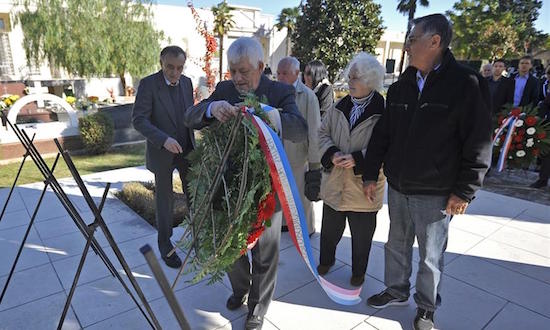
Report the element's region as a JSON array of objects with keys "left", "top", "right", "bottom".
[
  {"left": 245, "top": 104, "right": 362, "bottom": 305},
  {"left": 492, "top": 115, "right": 519, "bottom": 172}
]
